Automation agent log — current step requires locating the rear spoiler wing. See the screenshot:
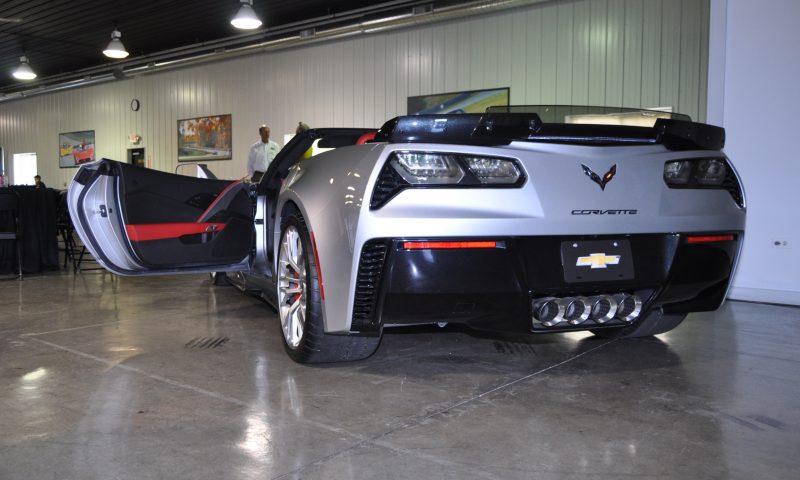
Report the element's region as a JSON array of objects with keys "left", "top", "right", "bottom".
[{"left": 374, "top": 113, "right": 724, "bottom": 151}]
